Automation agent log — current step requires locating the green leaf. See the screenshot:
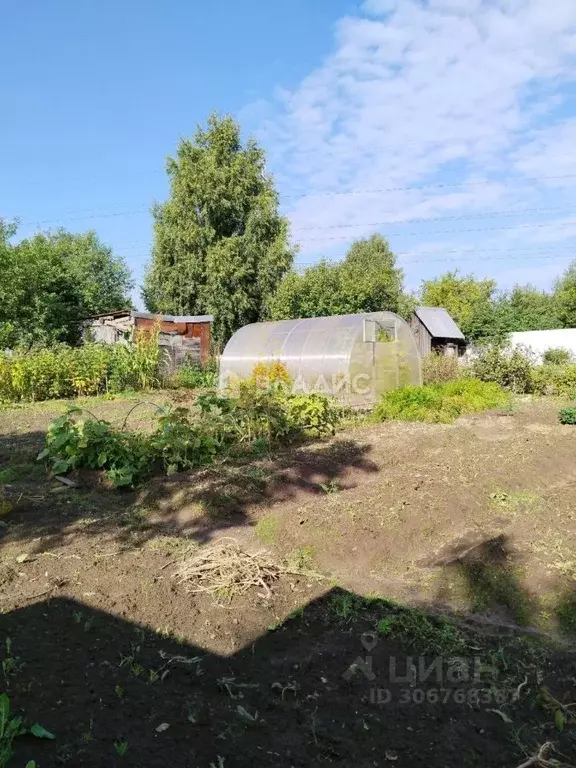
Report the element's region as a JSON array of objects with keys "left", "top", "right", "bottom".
[
  {"left": 52, "top": 459, "right": 71, "bottom": 475},
  {"left": 0, "top": 693, "right": 10, "bottom": 738},
  {"left": 554, "top": 708, "right": 566, "bottom": 731},
  {"left": 25, "top": 762, "right": 37, "bottom": 768},
  {"left": 30, "top": 723, "right": 56, "bottom": 739}
]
